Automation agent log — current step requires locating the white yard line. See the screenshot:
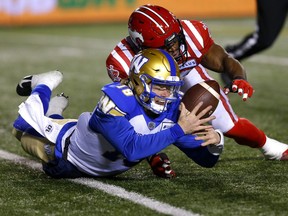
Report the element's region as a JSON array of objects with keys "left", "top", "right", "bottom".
[
  {"left": 0, "top": 149, "right": 199, "bottom": 216},
  {"left": 248, "top": 55, "right": 288, "bottom": 66}
]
